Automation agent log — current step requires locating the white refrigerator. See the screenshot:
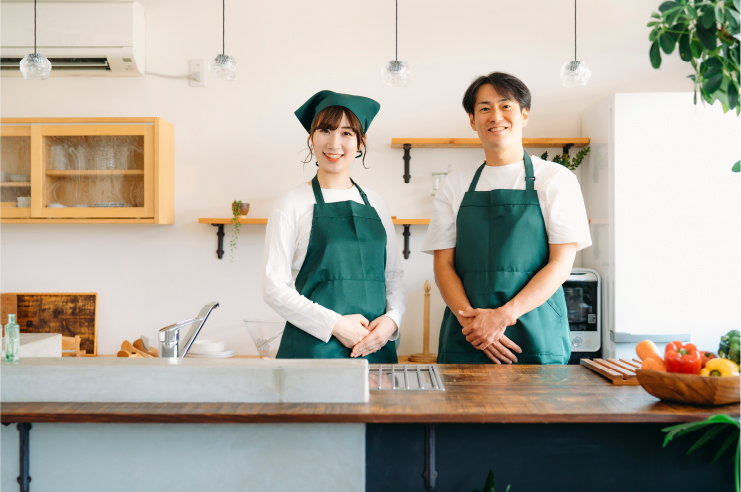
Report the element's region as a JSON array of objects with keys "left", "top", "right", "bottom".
[{"left": 580, "top": 93, "right": 740, "bottom": 360}]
